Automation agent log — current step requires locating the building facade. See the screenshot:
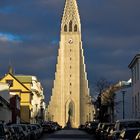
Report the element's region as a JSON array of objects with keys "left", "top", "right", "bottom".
[
  {"left": 15, "top": 75, "right": 45, "bottom": 123},
  {"left": 0, "top": 83, "right": 12, "bottom": 123},
  {"left": 0, "top": 73, "right": 31, "bottom": 123},
  {"left": 47, "top": 0, "right": 94, "bottom": 128},
  {"left": 129, "top": 54, "right": 140, "bottom": 118},
  {"left": 0, "top": 72, "right": 46, "bottom": 123}
]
